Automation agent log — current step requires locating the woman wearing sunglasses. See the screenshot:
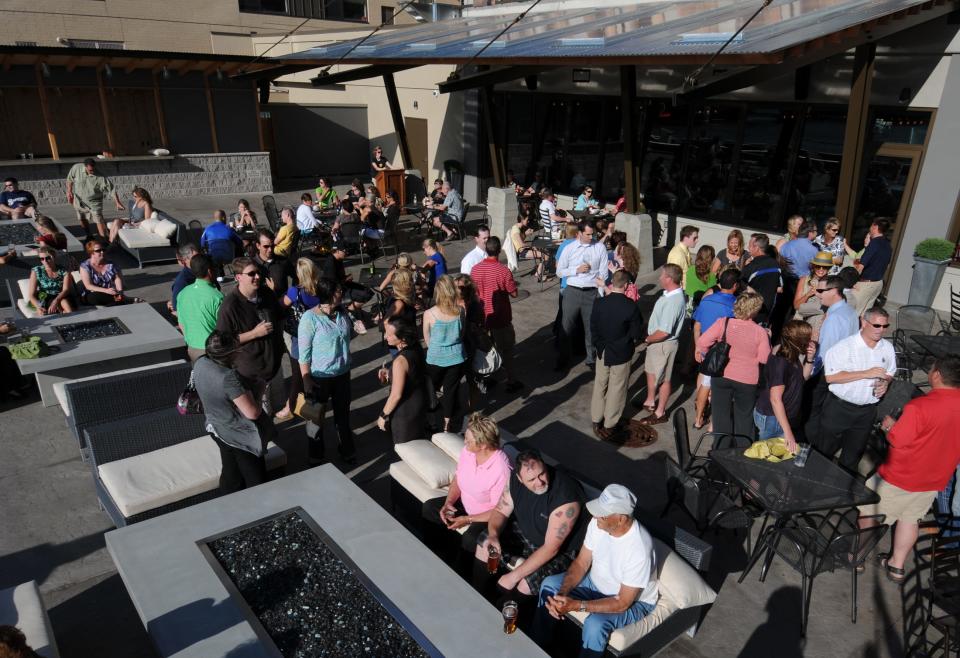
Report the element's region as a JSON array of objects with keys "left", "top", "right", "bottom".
[
  {"left": 78, "top": 238, "right": 141, "bottom": 306},
  {"left": 793, "top": 251, "right": 833, "bottom": 331},
  {"left": 27, "top": 246, "right": 74, "bottom": 316}
]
